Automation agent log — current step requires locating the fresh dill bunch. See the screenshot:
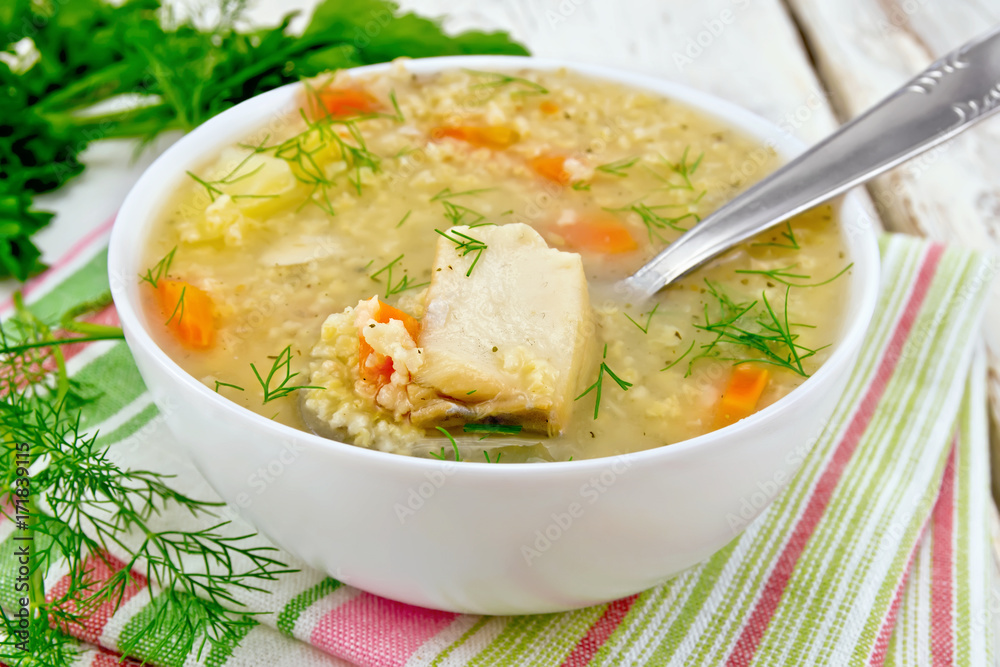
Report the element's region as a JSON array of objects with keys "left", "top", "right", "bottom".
[{"left": 0, "top": 294, "right": 296, "bottom": 663}]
